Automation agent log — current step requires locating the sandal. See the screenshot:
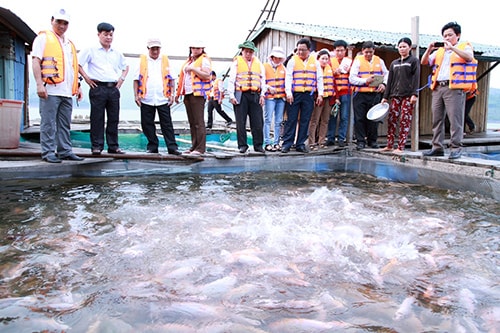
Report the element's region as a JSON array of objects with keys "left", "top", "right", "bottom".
[
  {"left": 273, "top": 144, "right": 281, "bottom": 151},
  {"left": 107, "top": 148, "right": 126, "bottom": 154},
  {"left": 265, "top": 144, "right": 276, "bottom": 152}
]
